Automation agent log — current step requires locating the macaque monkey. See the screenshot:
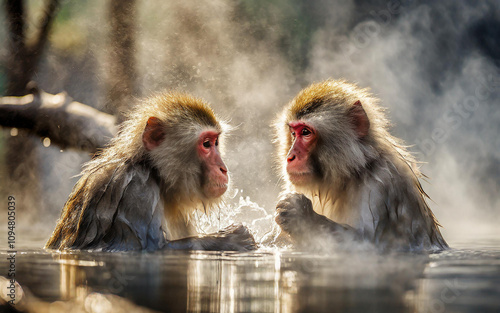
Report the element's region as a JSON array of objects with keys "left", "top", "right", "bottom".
[
  {"left": 45, "top": 92, "right": 256, "bottom": 251},
  {"left": 274, "top": 79, "right": 448, "bottom": 251}
]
